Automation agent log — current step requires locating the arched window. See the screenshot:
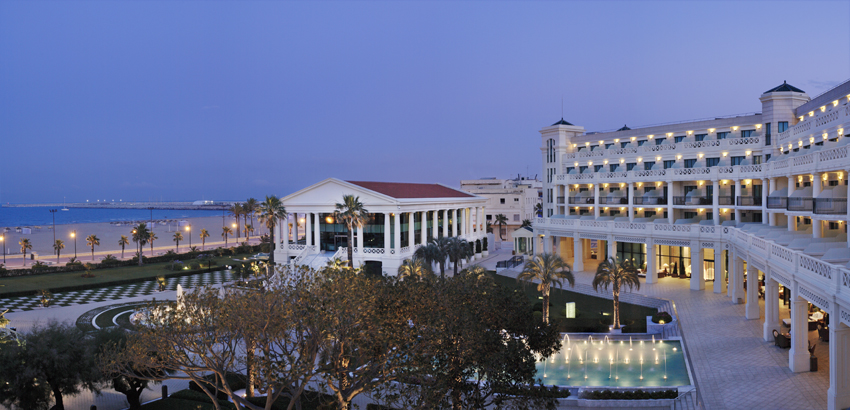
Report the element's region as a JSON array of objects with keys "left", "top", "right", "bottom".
[{"left": 547, "top": 139, "right": 555, "bottom": 163}]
